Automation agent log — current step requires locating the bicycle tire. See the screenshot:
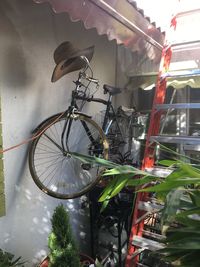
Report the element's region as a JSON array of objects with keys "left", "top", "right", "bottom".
[{"left": 29, "top": 112, "right": 109, "bottom": 199}]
